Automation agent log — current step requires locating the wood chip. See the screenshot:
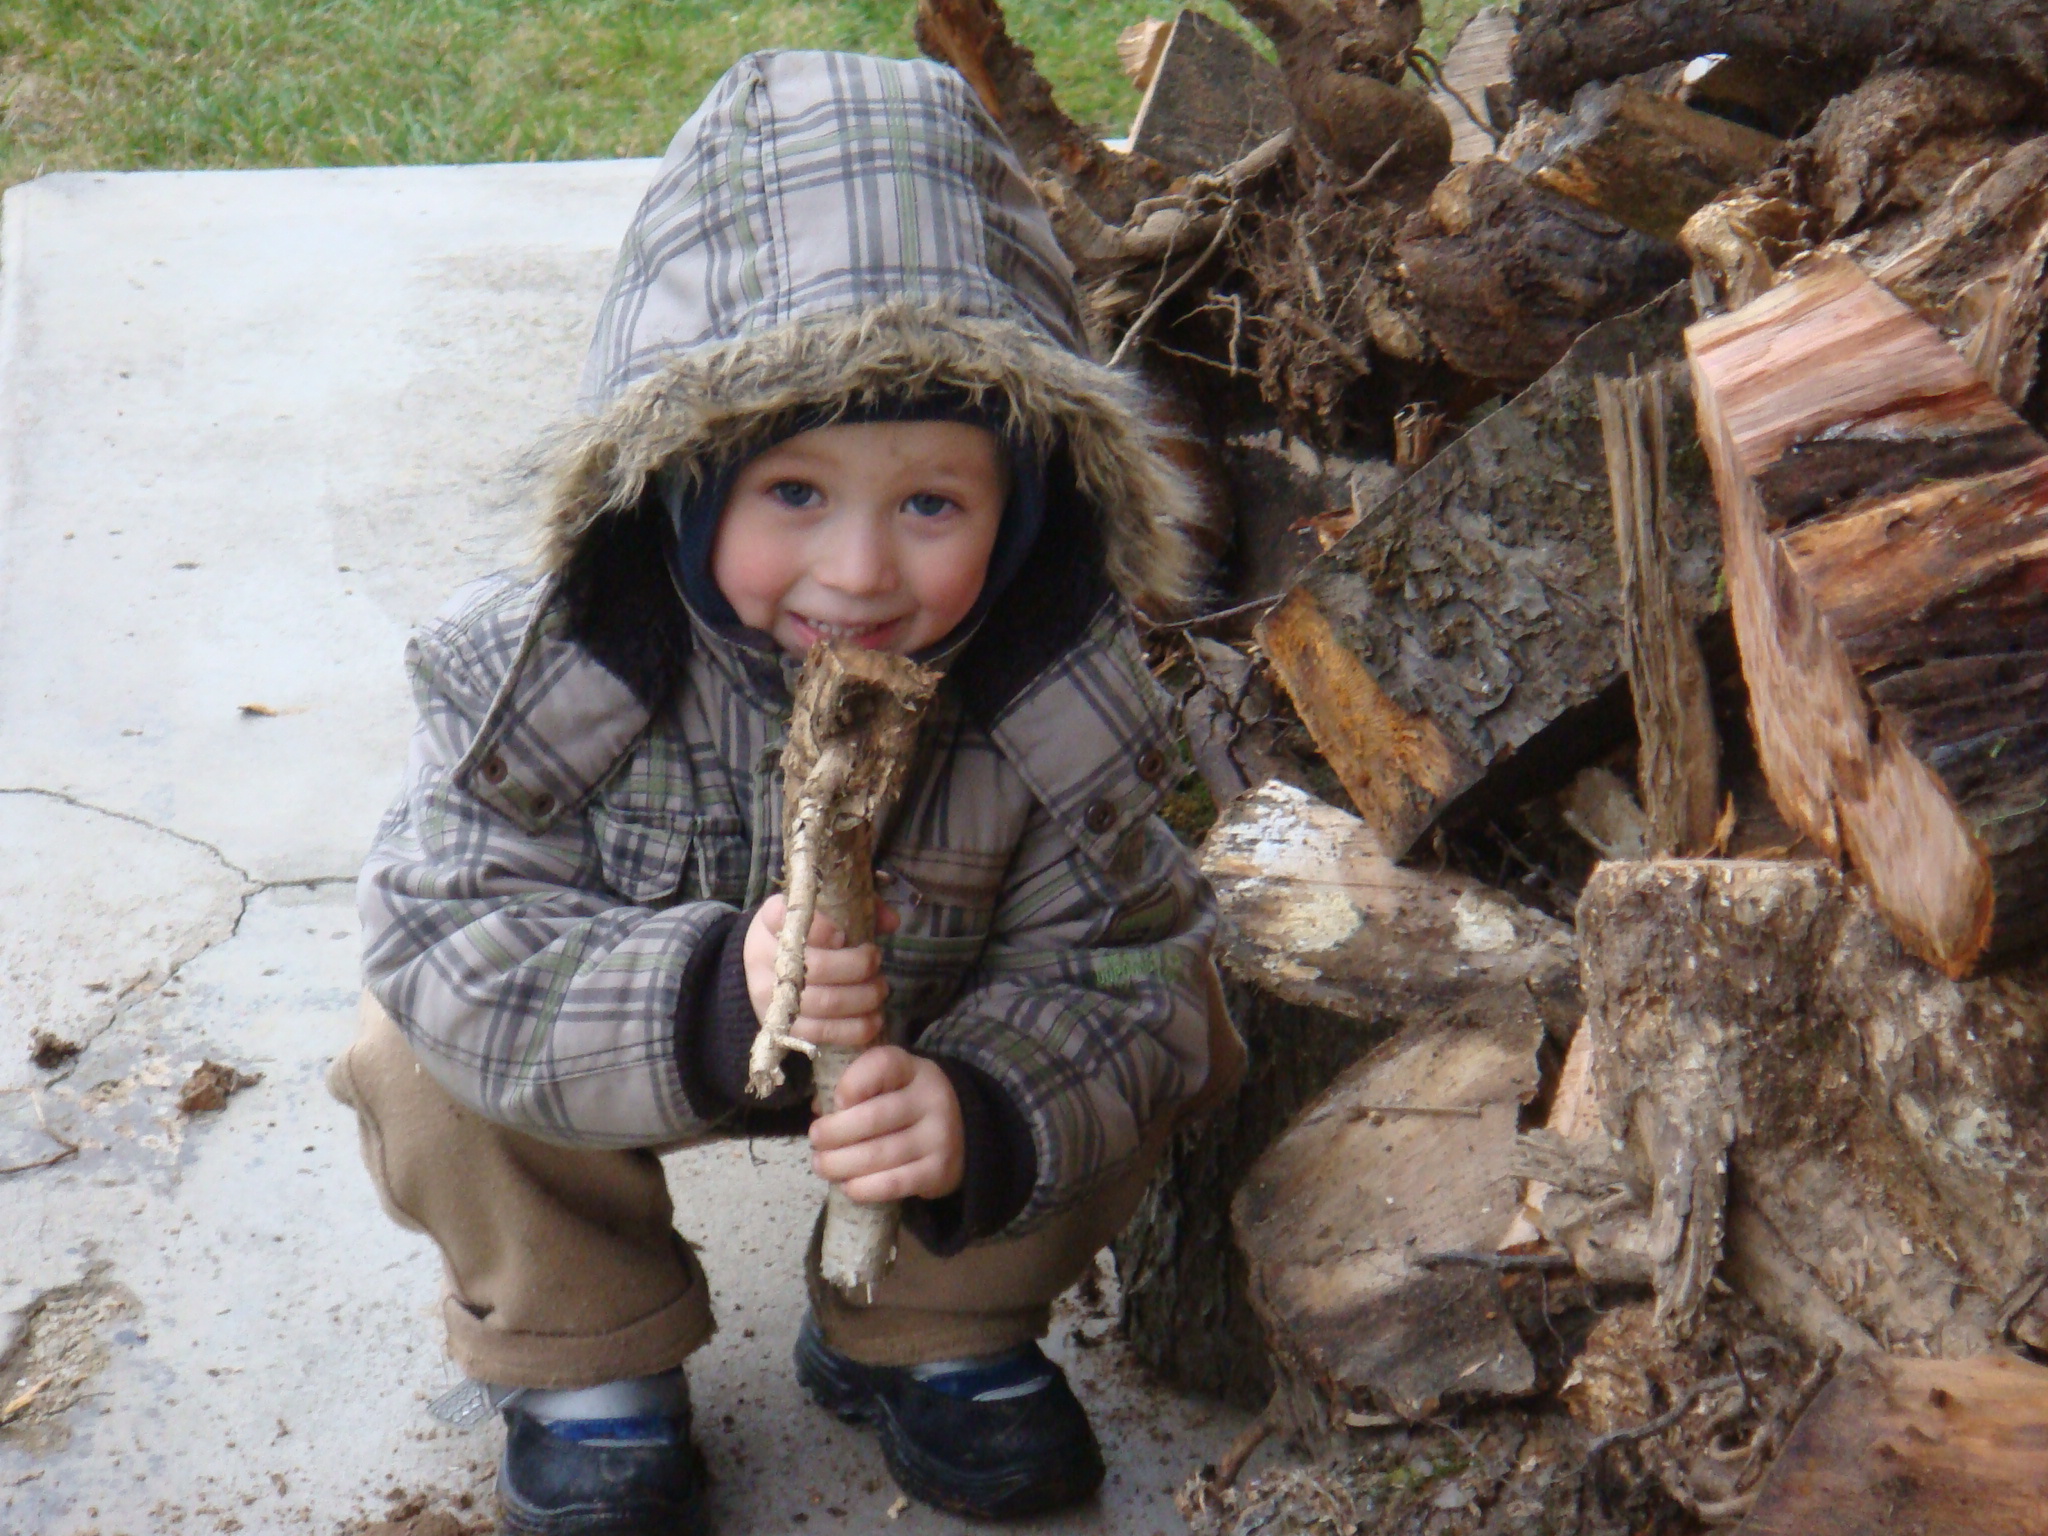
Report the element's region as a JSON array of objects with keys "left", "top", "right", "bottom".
[
  {"left": 0, "top": 1375, "right": 54, "bottom": 1425},
  {"left": 177, "top": 1061, "right": 262, "bottom": 1114}
]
